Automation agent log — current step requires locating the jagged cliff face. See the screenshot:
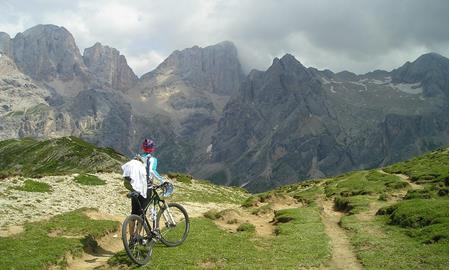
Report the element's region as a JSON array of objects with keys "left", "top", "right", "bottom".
[
  {"left": 127, "top": 41, "right": 245, "bottom": 170},
  {"left": 0, "top": 25, "right": 138, "bottom": 153},
  {"left": 0, "top": 25, "right": 93, "bottom": 97},
  {"left": 83, "top": 42, "right": 138, "bottom": 92},
  {"left": 205, "top": 53, "right": 448, "bottom": 191},
  {"left": 0, "top": 24, "right": 448, "bottom": 191}
]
